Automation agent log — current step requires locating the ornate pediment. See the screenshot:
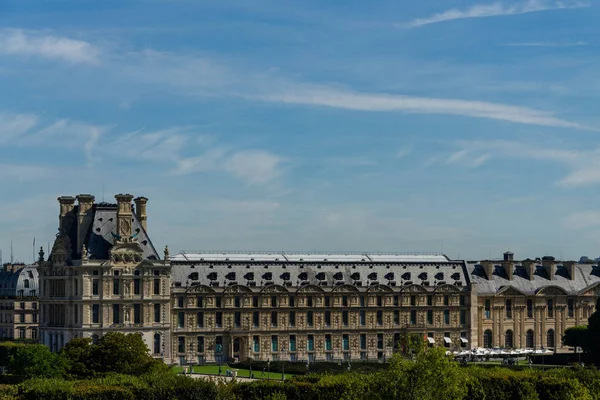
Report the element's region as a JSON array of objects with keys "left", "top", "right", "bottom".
[
  {"left": 260, "top": 284, "right": 289, "bottom": 294},
  {"left": 401, "top": 284, "right": 428, "bottom": 293},
  {"left": 224, "top": 284, "right": 252, "bottom": 294},
  {"left": 109, "top": 238, "right": 144, "bottom": 265},
  {"left": 578, "top": 282, "right": 600, "bottom": 296},
  {"left": 366, "top": 284, "right": 393, "bottom": 293},
  {"left": 495, "top": 286, "right": 526, "bottom": 297},
  {"left": 297, "top": 284, "right": 324, "bottom": 293},
  {"left": 434, "top": 284, "right": 461, "bottom": 293},
  {"left": 186, "top": 284, "right": 215, "bottom": 294},
  {"left": 536, "top": 285, "right": 568, "bottom": 296},
  {"left": 331, "top": 284, "right": 359, "bottom": 293}
]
